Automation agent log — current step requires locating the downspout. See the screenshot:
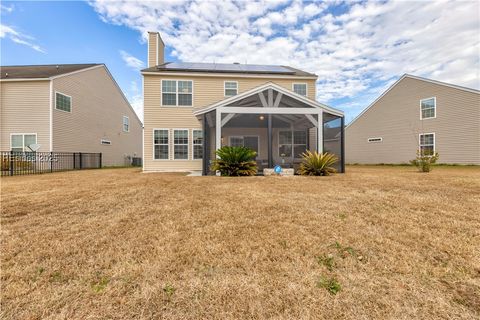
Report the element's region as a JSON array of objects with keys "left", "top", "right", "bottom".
[
  {"left": 341, "top": 116, "right": 345, "bottom": 173},
  {"left": 49, "top": 80, "right": 53, "bottom": 152}
]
